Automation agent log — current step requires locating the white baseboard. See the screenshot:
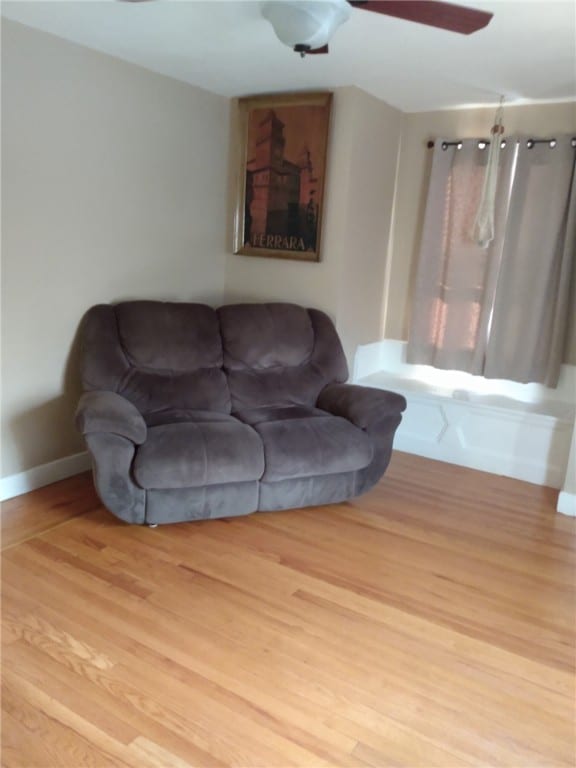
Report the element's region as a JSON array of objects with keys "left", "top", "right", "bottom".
[
  {"left": 357, "top": 379, "right": 573, "bottom": 489},
  {"left": 557, "top": 491, "right": 576, "bottom": 517},
  {"left": 0, "top": 452, "right": 91, "bottom": 502},
  {"left": 393, "top": 412, "right": 570, "bottom": 489},
  {"left": 1, "top": 414, "right": 574, "bottom": 515},
  {"left": 354, "top": 340, "right": 575, "bottom": 493}
]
